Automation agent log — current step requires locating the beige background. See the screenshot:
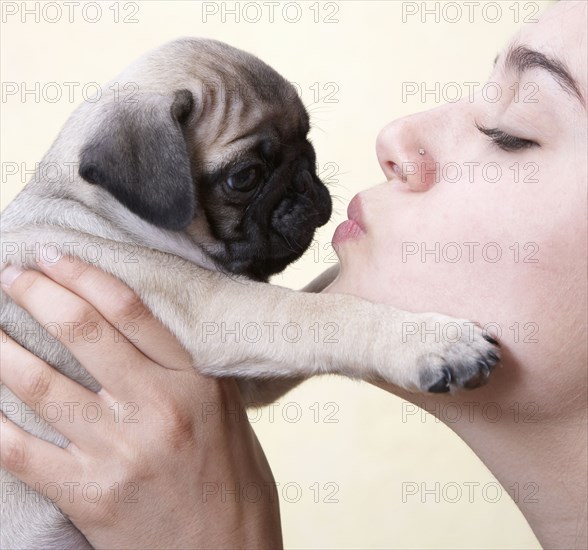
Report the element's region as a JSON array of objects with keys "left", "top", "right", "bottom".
[{"left": 1, "top": 1, "right": 552, "bottom": 548}]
